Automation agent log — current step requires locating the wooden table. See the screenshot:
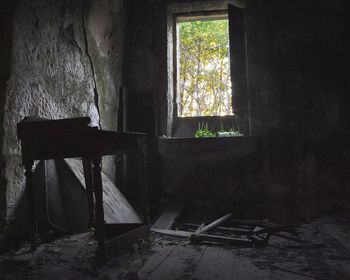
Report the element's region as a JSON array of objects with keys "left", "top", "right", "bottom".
[{"left": 17, "top": 117, "right": 149, "bottom": 264}]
